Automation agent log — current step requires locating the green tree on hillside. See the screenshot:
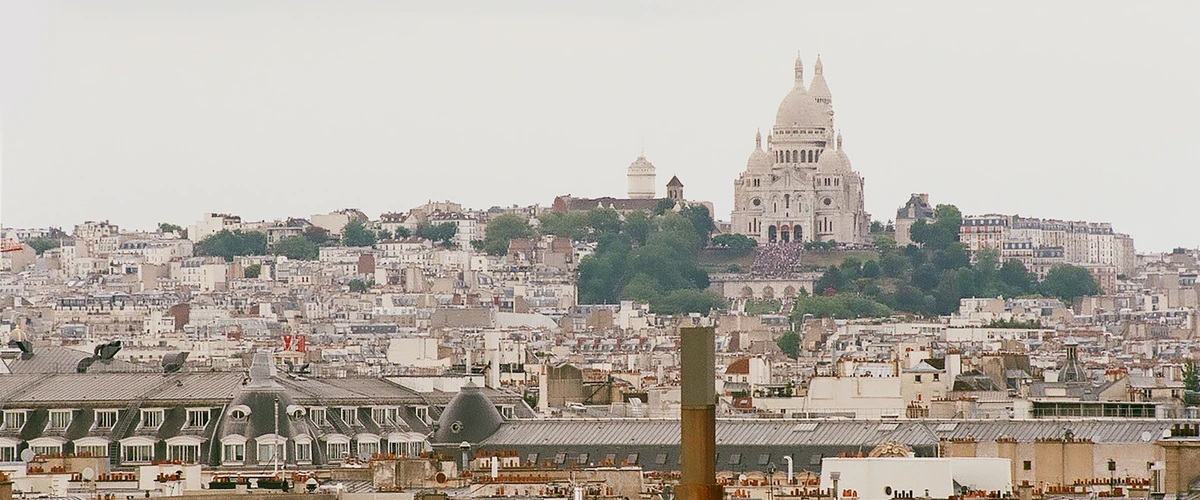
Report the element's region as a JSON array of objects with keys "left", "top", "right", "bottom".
[
  {"left": 1184, "top": 360, "right": 1199, "bottom": 393},
  {"left": 538, "top": 212, "right": 589, "bottom": 240},
  {"left": 576, "top": 210, "right": 719, "bottom": 313},
  {"left": 623, "top": 211, "right": 655, "bottom": 246},
  {"left": 910, "top": 204, "right": 962, "bottom": 251},
  {"left": 1039, "top": 264, "right": 1102, "bottom": 303},
  {"left": 303, "top": 226, "right": 331, "bottom": 245},
  {"left": 791, "top": 294, "right": 892, "bottom": 320},
  {"left": 274, "top": 236, "right": 319, "bottom": 260},
  {"left": 348, "top": 279, "right": 371, "bottom": 293},
  {"left": 679, "top": 205, "right": 715, "bottom": 248},
  {"left": 416, "top": 222, "right": 458, "bottom": 247},
  {"left": 587, "top": 209, "right": 623, "bottom": 236},
  {"left": 158, "top": 223, "right": 185, "bottom": 236},
  {"left": 196, "top": 230, "right": 267, "bottom": 262},
  {"left": 711, "top": 233, "right": 758, "bottom": 253},
  {"left": 25, "top": 237, "right": 61, "bottom": 255},
  {"left": 483, "top": 214, "right": 534, "bottom": 256},
  {"left": 341, "top": 220, "right": 376, "bottom": 247},
  {"left": 999, "top": 259, "right": 1036, "bottom": 295},
  {"left": 776, "top": 331, "right": 801, "bottom": 359},
  {"left": 649, "top": 289, "right": 726, "bottom": 315}
]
